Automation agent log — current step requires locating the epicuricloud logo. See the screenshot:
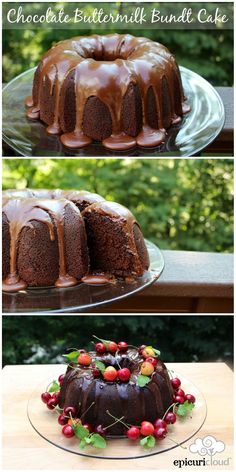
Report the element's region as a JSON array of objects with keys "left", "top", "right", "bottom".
[{"left": 189, "top": 435, "right": 225, "bottom": 456}]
